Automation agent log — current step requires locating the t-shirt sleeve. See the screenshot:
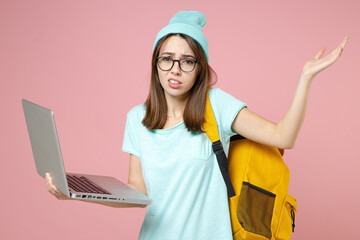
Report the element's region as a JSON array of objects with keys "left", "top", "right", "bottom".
[
  {"left": 122, "top": 107, "right": 141, "bottom": 158},
  {"left": 209, "top": 88, "right": 248, "bottom": 138}
]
